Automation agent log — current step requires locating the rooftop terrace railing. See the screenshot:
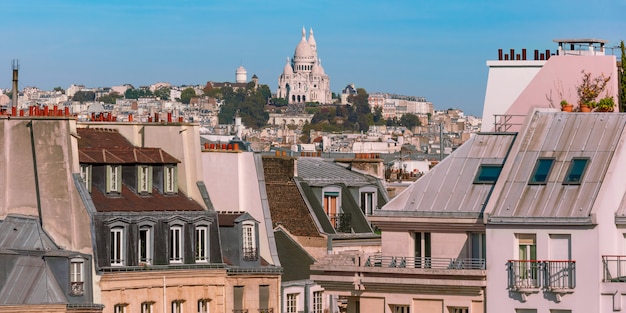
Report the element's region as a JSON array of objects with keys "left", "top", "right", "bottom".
[
  {"left": 364, "top": 255, "right": 485, "bottom": 270},
  {"left": 602, "top": 255, "right": 626, "bottom": 282}
]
